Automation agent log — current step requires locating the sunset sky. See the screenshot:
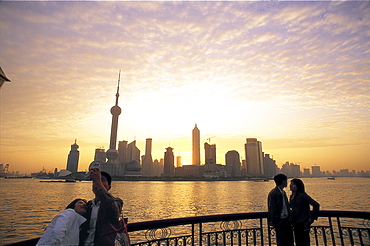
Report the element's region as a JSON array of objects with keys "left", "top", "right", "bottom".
[{"left": 0, "top": 1, "right": 369, "bottom": 174}]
